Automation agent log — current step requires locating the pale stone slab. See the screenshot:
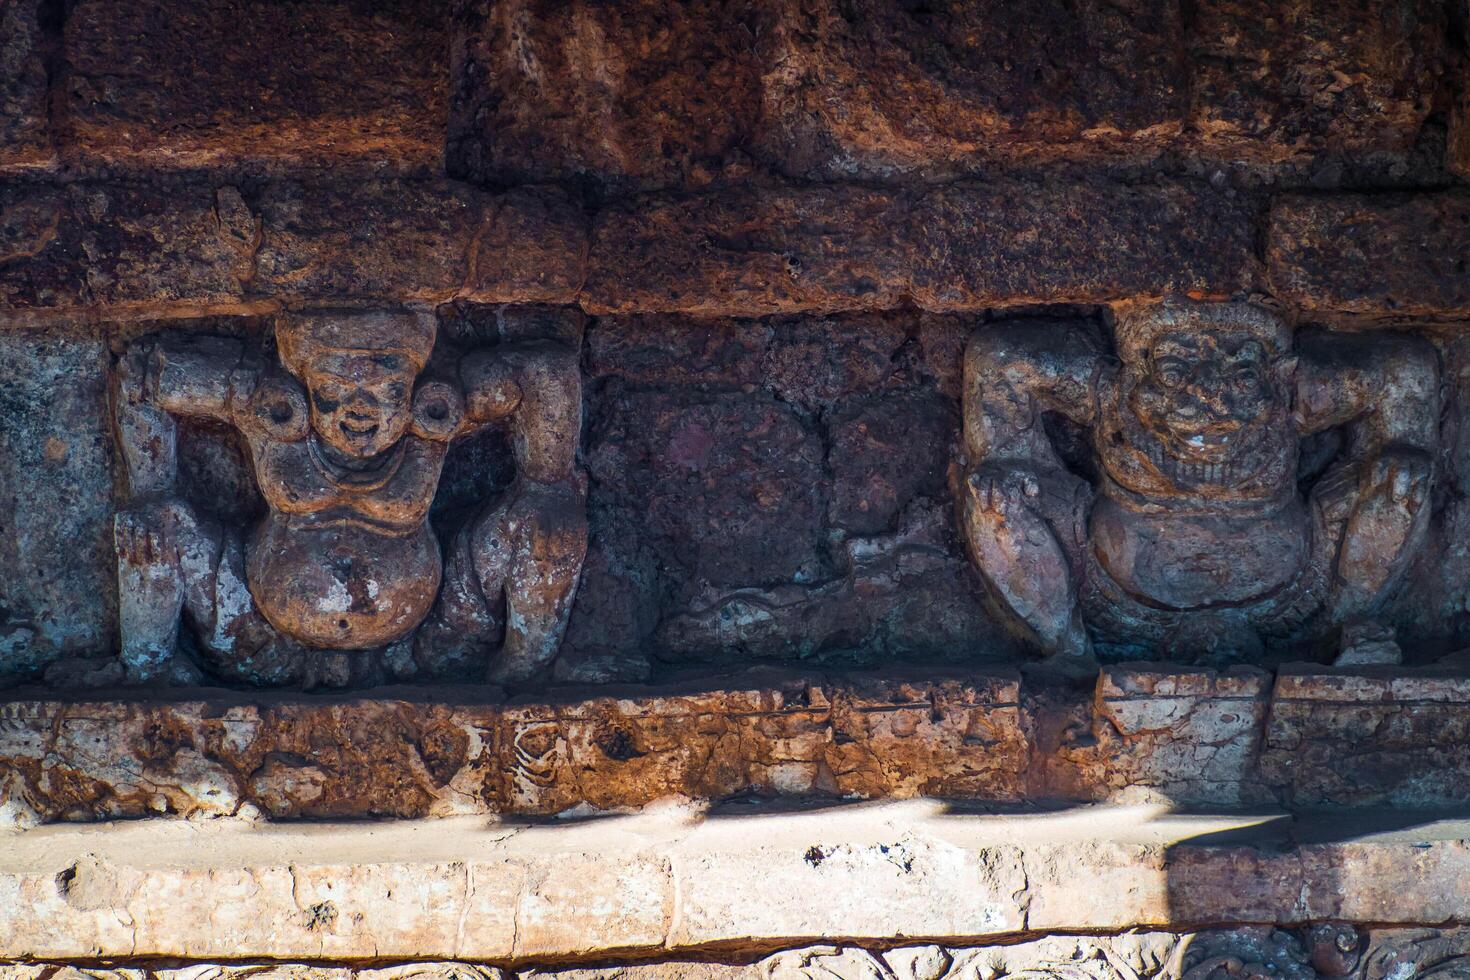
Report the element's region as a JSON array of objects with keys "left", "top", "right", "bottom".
[{"left": 6, "top": 804, "right": 1470, "bottom": 962}]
